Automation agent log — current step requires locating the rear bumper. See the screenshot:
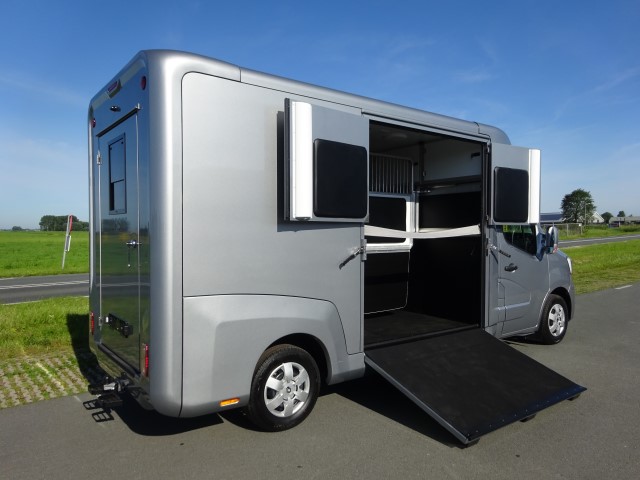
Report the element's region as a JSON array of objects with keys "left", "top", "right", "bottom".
[{"left": 90, "top": 341, "right": 154, "bottom": 411}]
